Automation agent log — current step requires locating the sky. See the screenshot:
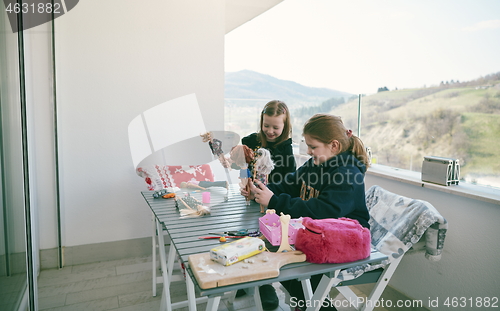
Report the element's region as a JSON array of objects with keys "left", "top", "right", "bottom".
[{"left": 225, "top": 0, "right": 500, "bottom": 95}]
